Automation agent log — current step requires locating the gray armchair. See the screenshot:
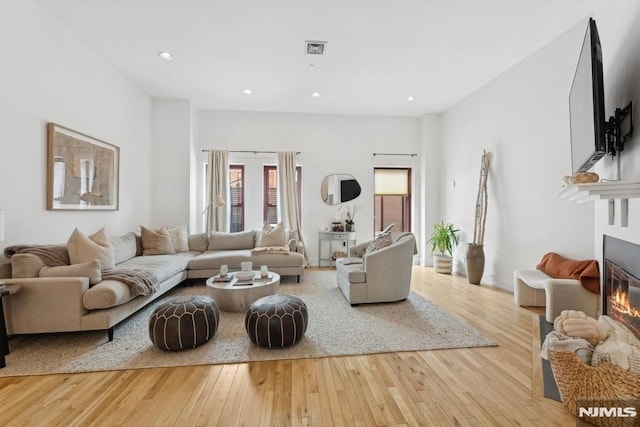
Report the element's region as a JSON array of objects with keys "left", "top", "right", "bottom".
[{"left": 336, "top": 232, "right": 417, "bottom": 305}]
